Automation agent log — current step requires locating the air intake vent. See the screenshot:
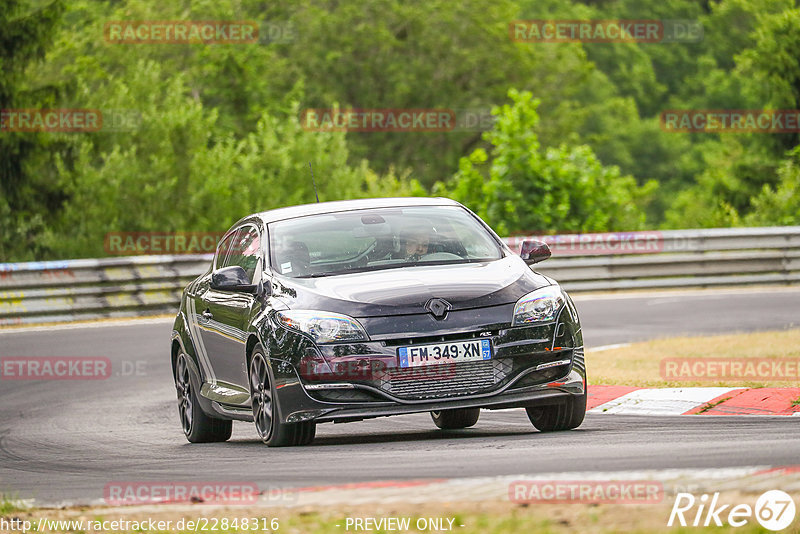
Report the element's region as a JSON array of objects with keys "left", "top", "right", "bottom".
[{"left": 379, "top": 359, "right": 513, "bottom": 400}]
